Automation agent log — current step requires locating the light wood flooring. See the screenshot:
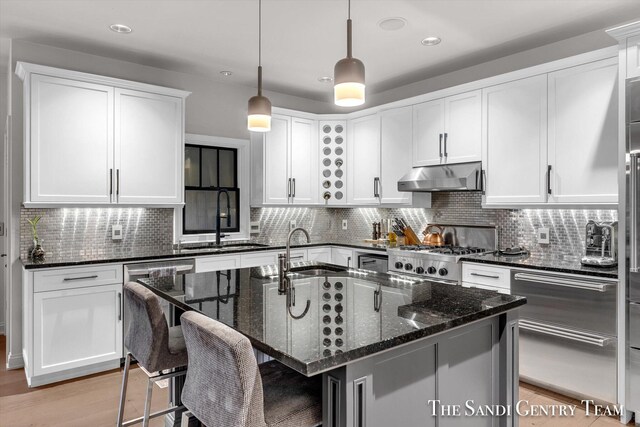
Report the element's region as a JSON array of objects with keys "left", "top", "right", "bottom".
[{"left": 0, "top": 335, "right": 631, "bottom": 426}]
